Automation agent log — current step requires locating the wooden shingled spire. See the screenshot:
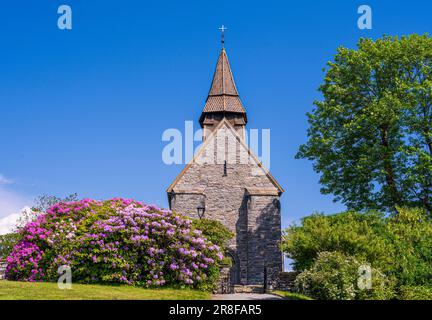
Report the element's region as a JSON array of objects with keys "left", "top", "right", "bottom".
[{"left": 199, "top": 47, "right": 247, "bottom": 126}]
